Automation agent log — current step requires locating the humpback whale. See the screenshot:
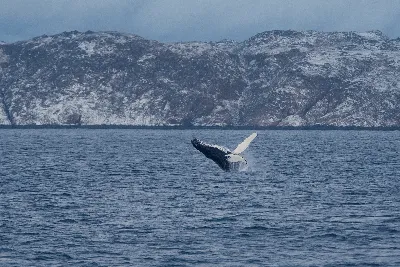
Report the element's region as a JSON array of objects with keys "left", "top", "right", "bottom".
[{"left": 191, "top": 133, "right": 257, "bottom": 171}]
